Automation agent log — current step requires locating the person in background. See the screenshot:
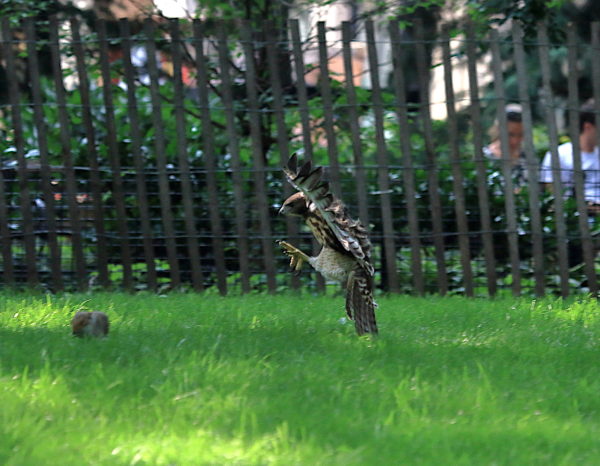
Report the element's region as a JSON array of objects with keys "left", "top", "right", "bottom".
[
  {"left": 539, "top": 99, "right": 600, "bottom": 213},
  {"left": 484, "top": 103, "right": 527, "bottom": 190}
]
